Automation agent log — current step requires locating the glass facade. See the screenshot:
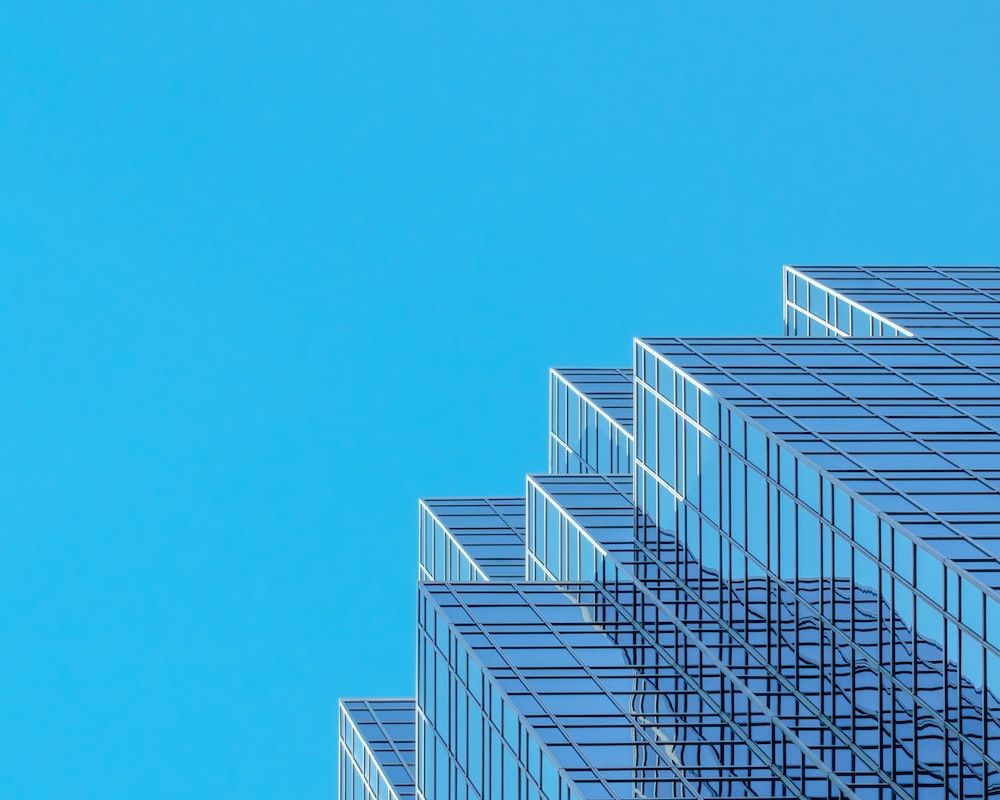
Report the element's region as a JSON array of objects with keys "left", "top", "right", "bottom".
[
  {"left": 549, "top": 368, "right": 634, "bottom": 474},
  {"left": 784, "top": 265, "right": 914, "bottom": 338},
  {"left": 785, "top": 265, "right": 1000, "bottom": 339},
  {"left": 419, "top": 498, "right": 526, "bottom": 582},
  {"left": 525, "top": 474, "right": 633, "bottom": 583},
  {"left": 341, "top": 265, "right": 1000, "bottom": 800},
  {"left": 340, "top": 699, "right": 417, "bottom": 800}
]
